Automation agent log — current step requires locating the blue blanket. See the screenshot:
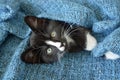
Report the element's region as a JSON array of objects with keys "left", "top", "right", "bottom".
[{"left": 0, "top": 0, "right": 120, "bottom": 80}]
